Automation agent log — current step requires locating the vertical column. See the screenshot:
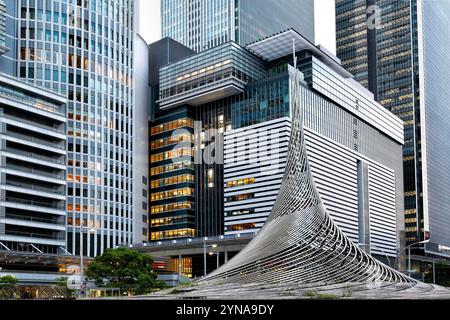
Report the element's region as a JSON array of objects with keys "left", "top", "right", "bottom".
[{"left": 358, "top": 160, "right": 370, "bottom": 252}]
